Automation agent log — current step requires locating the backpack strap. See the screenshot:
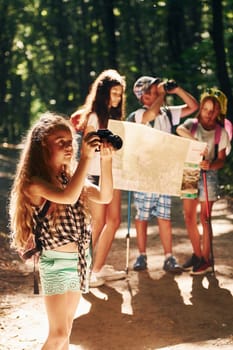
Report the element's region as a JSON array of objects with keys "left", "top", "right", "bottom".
[
  {"left": 190, "top": 118, "right": 198, "bottom": 135},
  {"left": 214, "top": 123, "right": 222, "bottom": 144},
  {"left": 21, "top": 200, "right": 51, "bottom": 295},
  {"left": 127, "top": 111, "right": 136, "bottom": 123},
  {"left": 22, "top": 200, "right": 51, "bottom": 261},
  {"left": 34, "top": 200, "right": 51, "bottom": 249},
  {"left": 162, "top": 106, "right": 176, "bottom": 134},
  {"left": 37, "top": 200, "right": 51, "bottom": 220},
  {"left": 34, "top": 199, "right": 50, "bottom": 295},
  {"left": 127, "top": 106, "right": 156, "bottom": 127},
  {"left": 214, "top": 124, "right": 222, "bottom": 160},
  {"left": 128, "top": 105, "right": 177, "bottom": 133}
]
